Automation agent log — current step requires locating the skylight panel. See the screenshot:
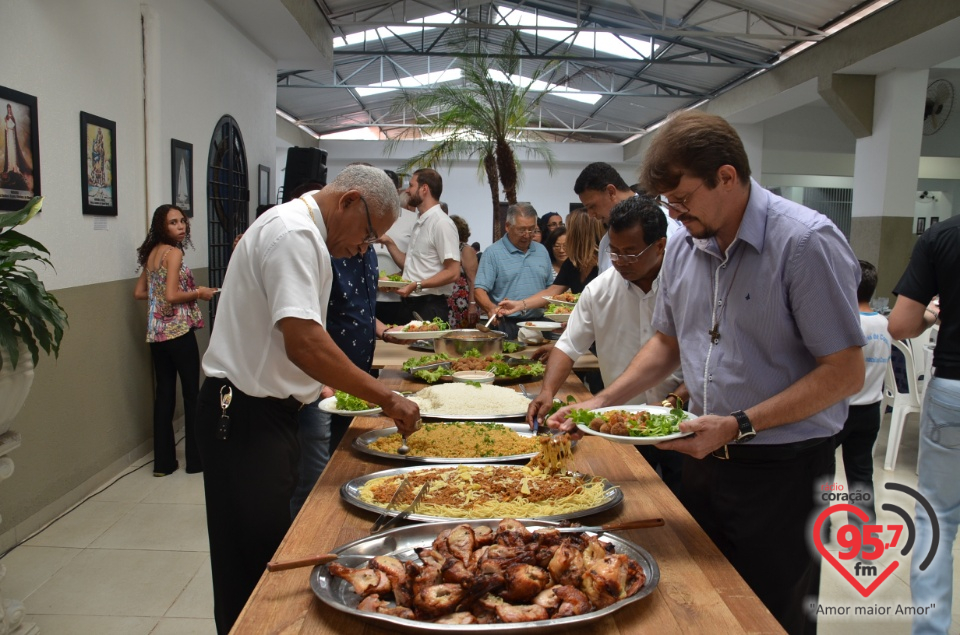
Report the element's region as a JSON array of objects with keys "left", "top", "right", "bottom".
[
  {"left": 333, "top": 12, "right": 458, "bottom": 48},
  {"left": 497, "top": 7, "right": 655, "bottom": 61},
  {"left": 355, "top": 69, "right": 463, "bottom": 97},
  {"left": 487, "top": 69, "right": 601, "bottom": 105}
]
